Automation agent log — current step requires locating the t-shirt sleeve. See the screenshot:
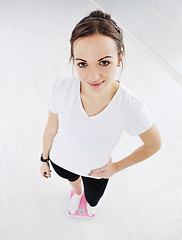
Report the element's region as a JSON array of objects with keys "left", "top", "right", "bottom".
[
  {"left": 49, "top": 80, "right": 58, "bottom": 113},
  {"left": 44, "top": 79, "right": 59, "bottom": 114},
  {"left": 124, "top": 101, "right": 154, "bottom": 136}
]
